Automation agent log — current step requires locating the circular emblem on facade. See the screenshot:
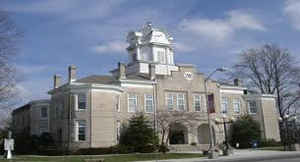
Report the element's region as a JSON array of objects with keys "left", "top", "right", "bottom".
[{"left": 184, "top": 72, "right": 193, "bottom": 80}]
